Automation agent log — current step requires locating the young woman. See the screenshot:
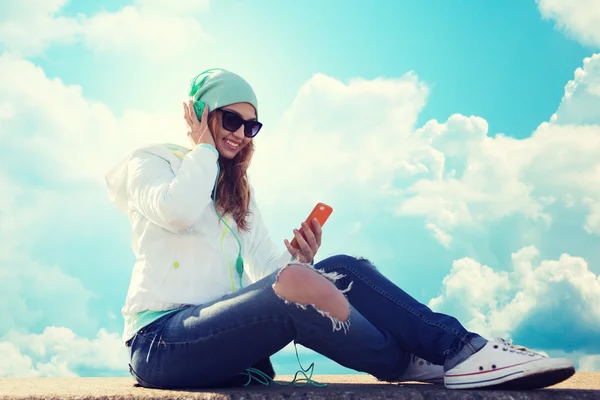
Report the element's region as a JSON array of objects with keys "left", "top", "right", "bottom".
[{"left": 106, "top": 68, "right": 575, "bottom": 391}]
